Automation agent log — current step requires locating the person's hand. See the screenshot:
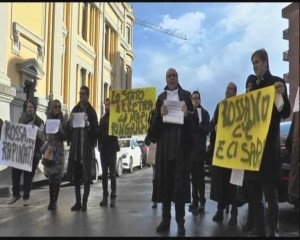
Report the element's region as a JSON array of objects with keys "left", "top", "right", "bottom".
[
  {"left": 181, "top": 103, "right": 188, "bottom": 117},
  {"left": 161, "top": 105, "right": 168, "bottom": 116},
  {"left": 274, "top": 81, "right": 285, "bottom": 96}
]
